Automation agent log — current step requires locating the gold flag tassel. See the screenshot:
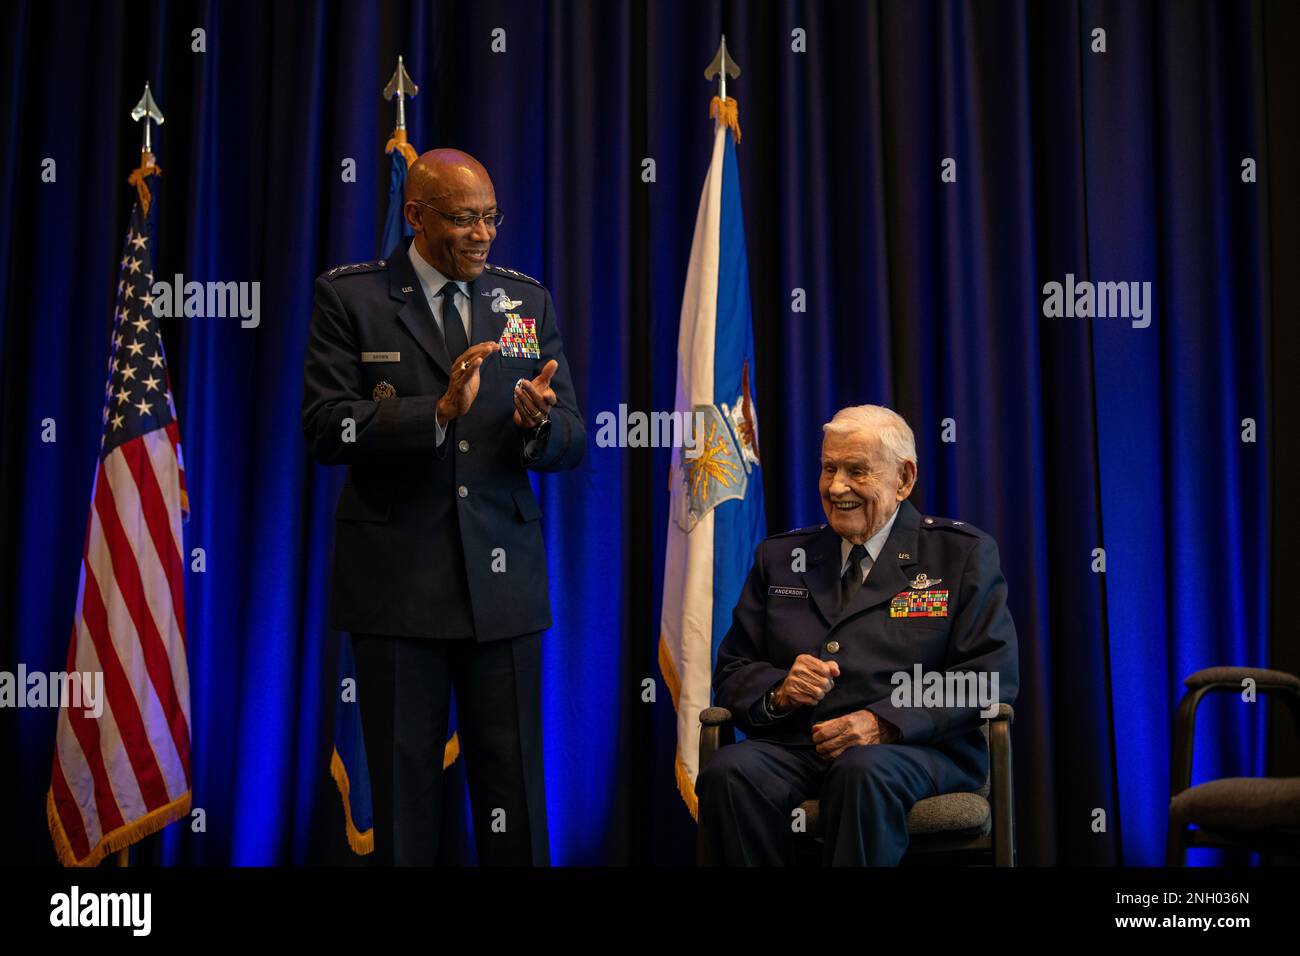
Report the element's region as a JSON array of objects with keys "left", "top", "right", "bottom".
[
  {"left": 385, "top": 127, "right": 418, "bottom": 168},
  {"left": 127, "top": 150, "right": 162, "bottom": 216},
  {"left": 709, "top": 95, "right": 742, "bottom": 145}
]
